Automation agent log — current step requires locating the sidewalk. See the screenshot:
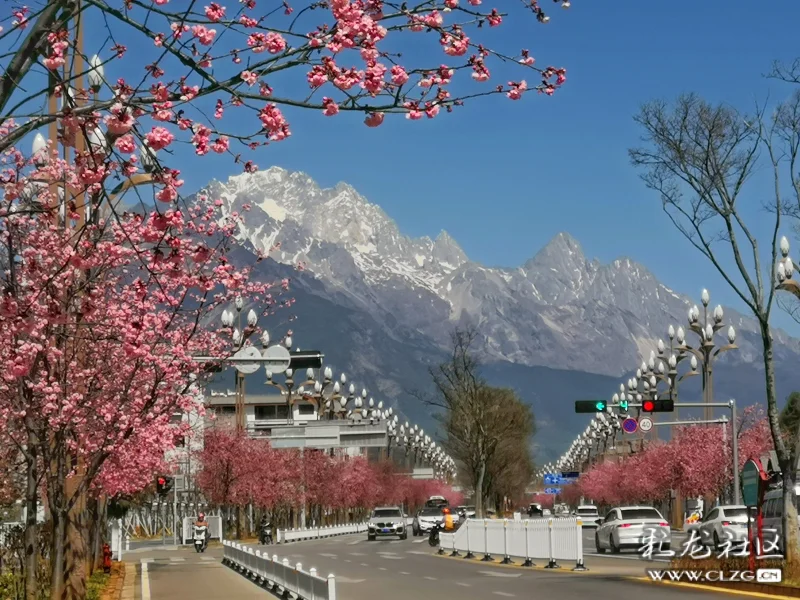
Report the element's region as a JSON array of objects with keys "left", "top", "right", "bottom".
[{"left": 123, "top": 545, "right": 263, "bottom": 599}]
